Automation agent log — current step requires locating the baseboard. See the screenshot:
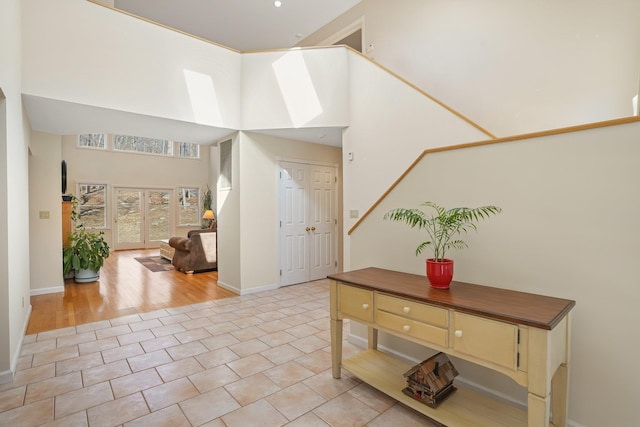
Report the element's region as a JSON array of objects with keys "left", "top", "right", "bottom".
[
  {"left": 239, "top": 282, "right": 279, "bottom": 295},
  {"left": 0, "top": 368, "right": 13, "bottom": 385},
  {"left": 217, "top": 280, "right": 280, "bottom": 296},
  {"left": 215, "top": 280, "right": 240, "bottom": 295},
  {"left": 346, "top": 333, "right": 582, "bottom": 426},
  {"left": 1, "top": 304, "right": 32, "bottom": 385},
  {"left": 31, "top": 285, "right": 64, "bottom": 296}
]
